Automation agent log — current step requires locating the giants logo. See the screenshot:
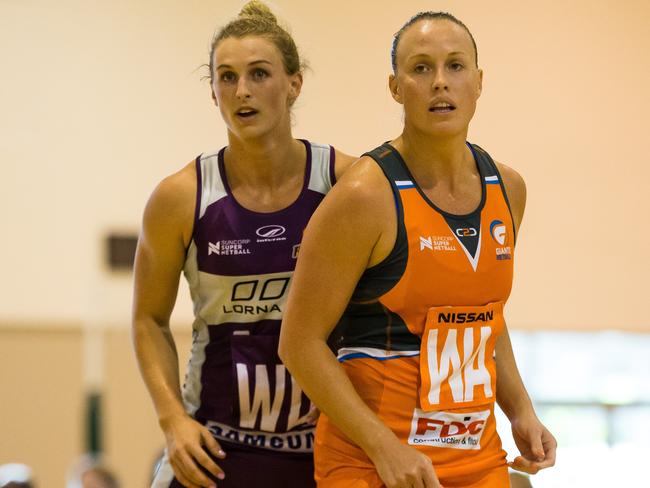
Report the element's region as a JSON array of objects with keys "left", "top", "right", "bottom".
[
  {"left": 408, "top": 409, "right": 490, "bottom": 450},
  {"left": 490, "top": 220, "right": 507, "bottom": 246}
]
